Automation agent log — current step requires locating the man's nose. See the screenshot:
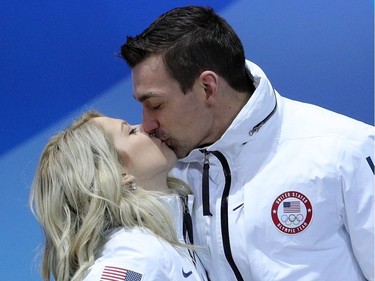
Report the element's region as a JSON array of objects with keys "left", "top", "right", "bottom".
[{"left": 142, "top": 111, "right": 159, "bottom": 134}]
